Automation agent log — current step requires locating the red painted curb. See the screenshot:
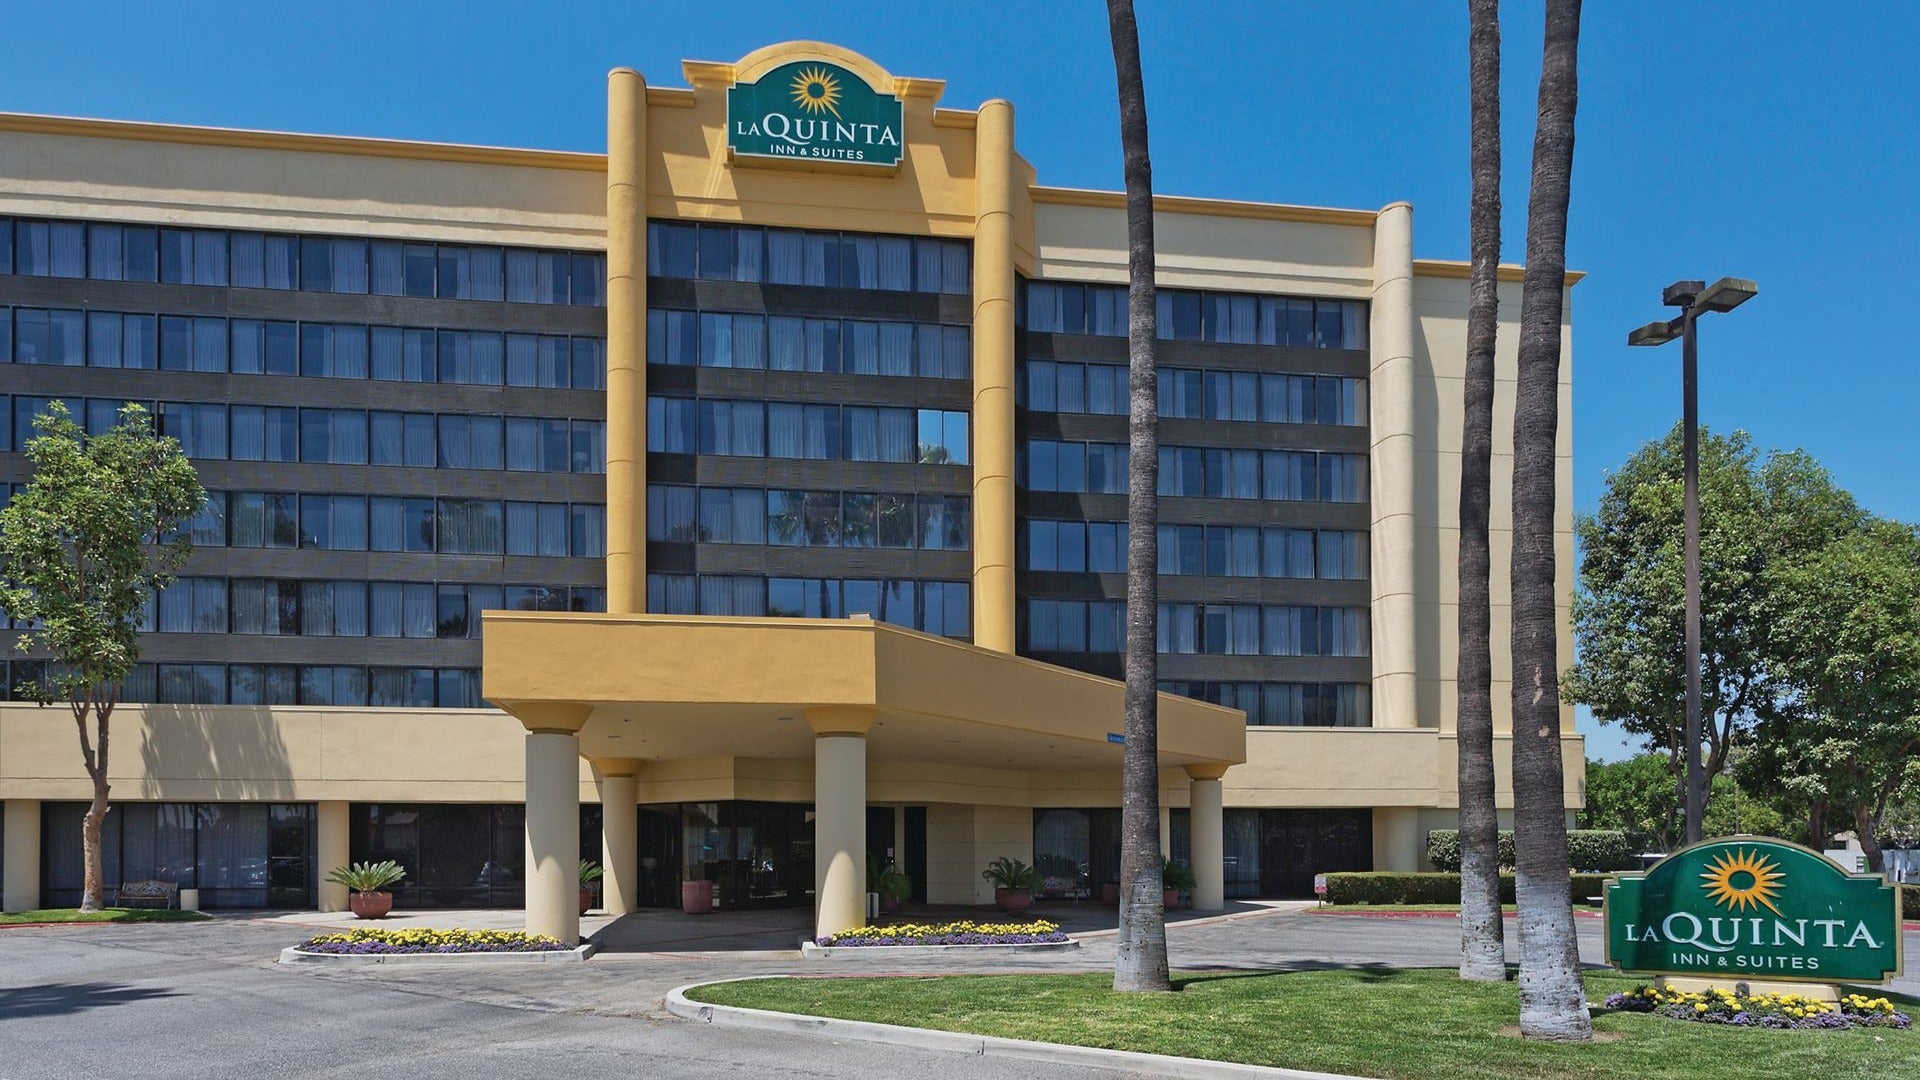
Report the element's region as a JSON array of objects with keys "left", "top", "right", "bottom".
[{"left": 1308, "top": 908, "right": 1603, "bottom": 920}]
